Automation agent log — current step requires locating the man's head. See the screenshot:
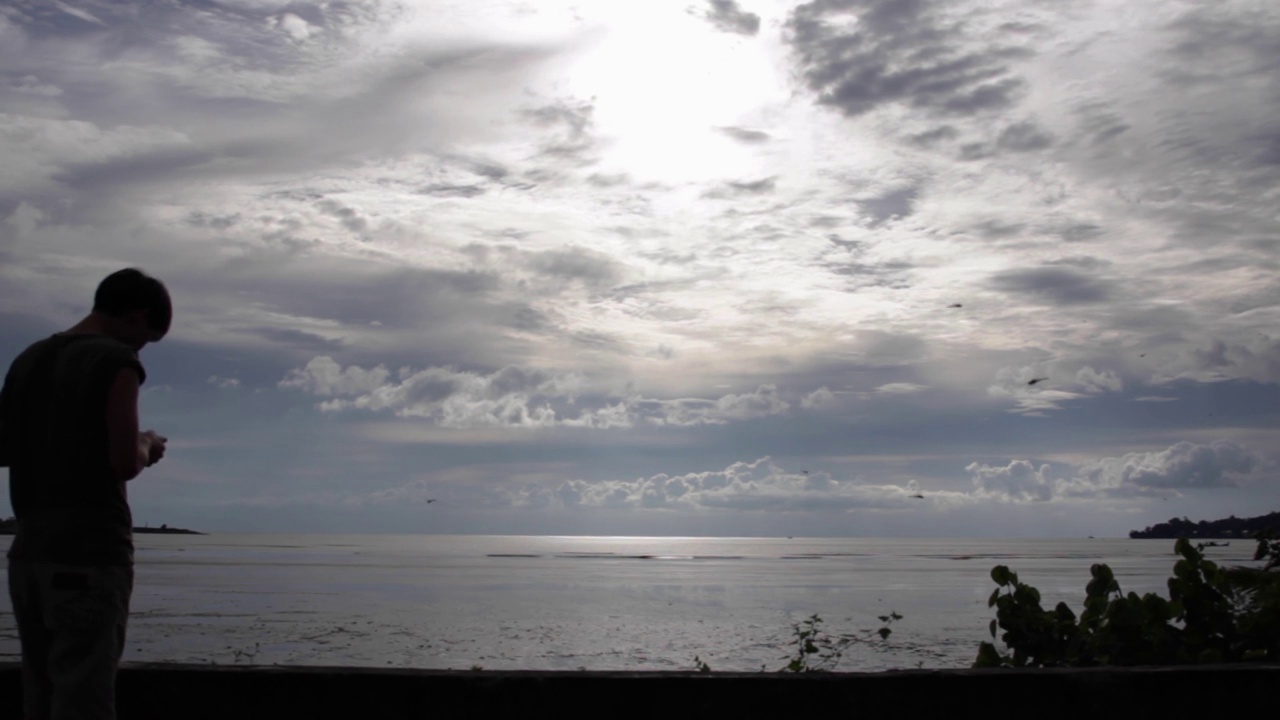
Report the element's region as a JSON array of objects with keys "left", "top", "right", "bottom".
[{"left": 92, "top": 268, "right": 172, "bottom": 350}]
